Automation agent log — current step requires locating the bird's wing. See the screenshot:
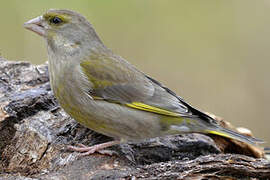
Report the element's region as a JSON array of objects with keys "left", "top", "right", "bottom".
[{"left": 80, "top": 56, "right": 196, "bottom": 118}]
